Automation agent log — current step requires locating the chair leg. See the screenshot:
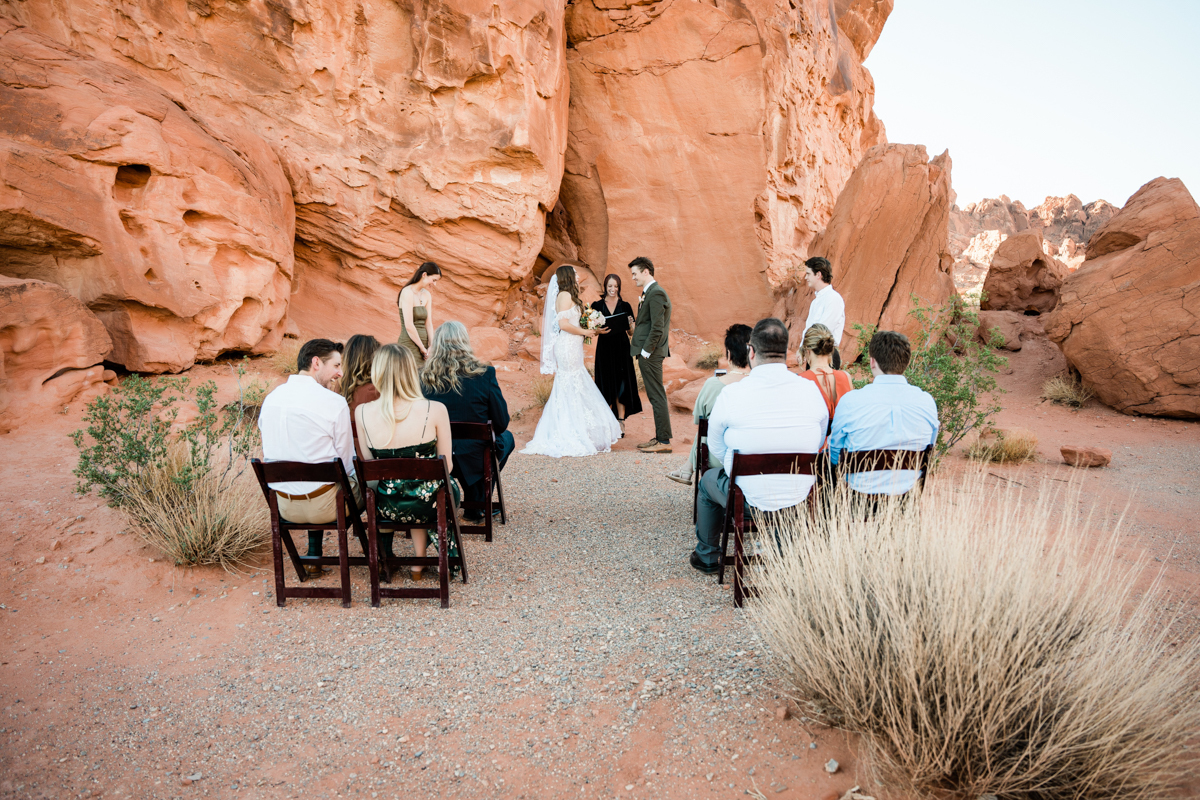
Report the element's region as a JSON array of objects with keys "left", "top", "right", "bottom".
[
  {"left": 437, "top": 496, "right": 450, "bottom": 609},
  {"left": 366, "top": 520, "right": 381, "bottom": 609},
  {"left": 493, "top": 452, "right": 507, "bottom": 525},
  {"left": 733, "top": 520, "right": 745, "bottom": 608},
  {"left": 271, "top": 522, "right": 288, "bottom": 607},
  {"left": 451, "top": 514, "right": 468, "bottom": 585},
  {"left": 280, "top": 529, "right": 307, "bottom": 583},
  {"left": 336, "top": 506, "right": 351, "bottom": 609},
  {"left": 717, "top": 498, "right": 734, "bottom": 586},
  {"left": 483, "top": 463, "right": 494, "bottom": 543}
]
